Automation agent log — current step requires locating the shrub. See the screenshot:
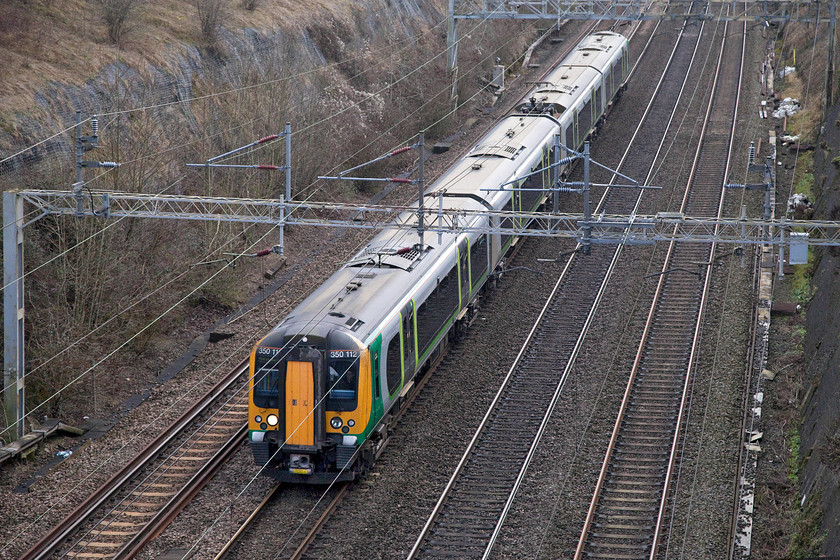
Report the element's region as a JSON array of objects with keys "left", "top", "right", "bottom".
[
  {"left": 194, "top": 0, "right": 227, "bottom": 46},
  {"left": 95, "top": 0, "right": 140, "bottom": 46}
]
